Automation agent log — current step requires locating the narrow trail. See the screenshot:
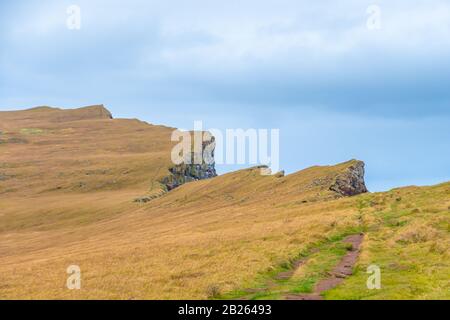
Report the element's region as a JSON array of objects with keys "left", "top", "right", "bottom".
[
  {"left": 235, "top": 233, "right": 364, "bottom": 300},
  {"left": 284, "top": 234, "right": 364, "bottom": 300},
  {"left": 237, "top": 250, "right": 318, "bottom": 299},
  {"left": 274, "top": 248, "right": 319, "bottom": 281}
]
